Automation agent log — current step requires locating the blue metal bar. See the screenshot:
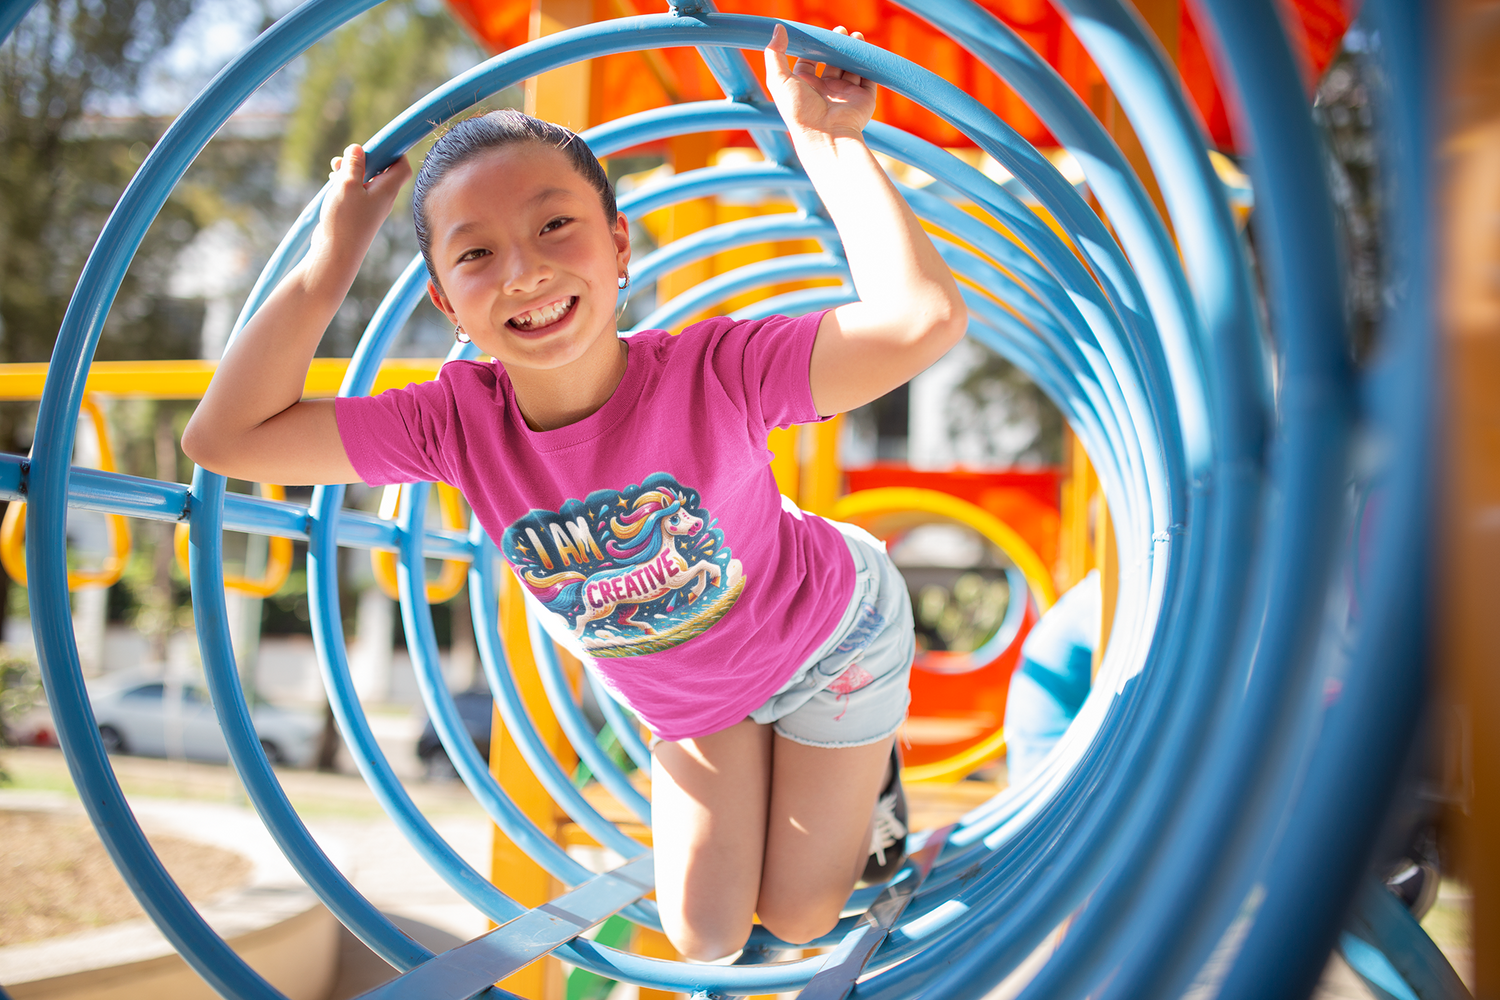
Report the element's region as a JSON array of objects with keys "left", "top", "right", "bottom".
[
  {"left": 31, "top": 466, "right": 188, "bottom": 521},
  {"left": 810, "top": 7, "right": 1230, "bottom": 1000},
  {"left": 395, "top": 480, "right": 649, "bottom": 878},
  {"left": 799, "top": 828, "right": 953, "bottom": 1000},
  {"left": 306, "top": 481, "right": 531, "bottom": 927},
  {"left": 465, "top": 535, "right": 662, "bottom": 927},
  {"left": 629, "top": 213, "right": 839, "bottom": 291},
  {"left": 888, "top": 1, "right": 1362, "bottom": 1000},
  {"left": 1000, "top": 0, "right": 1354, "bottom": 996},
  {"left": 284, "top": 259, "right": 532, "bottom": 930},
  {"left": 662, "top": 0, "right": 829, "bottom": 224},
  {"left": 886, "top": 0, "right": 1212, "bottom": 478},
  {"left": 358, "top": 857, "right": 654, "bottom": 1000},
  {"left": 0, "top": 0, "right": 39, "bottom": 46},
  {"left": 632, "top": 252, "right": 847, "bottom": 331},
  {"left": 621, "top": 212, "right": 1141, "bottom": 536},
  {"left": 615, "top": 167, "right": 1140, "bottom": 530},
  {"left": 26, "top": 2, "right": 386, "bottom": 996},
  {"left": 0, "top": 452, "right": 18, "bottom": 498},
  {"left": 527, "top": 616, "right": 652, "bottom": 824},
  {"left": 618, "top": 163, "right": 812, "bottom": 218},
  {"left": 0, "top": 455, "right": 469, "bottom": 558},
  {"left": 190, "top": 469, "right": 435, "bottom": 972},
  {"left": 1210, "top": 0, "right": 1439, "bottom": 994},
  {"left": 588, "top": 671, "right": 652, "bottom": 774},
  {"left": 730, "top": 285, "right": 852, "bottom": 320},
  {"left": 1339, "top": 878, "right": 1469, "bottom": 1000}
]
